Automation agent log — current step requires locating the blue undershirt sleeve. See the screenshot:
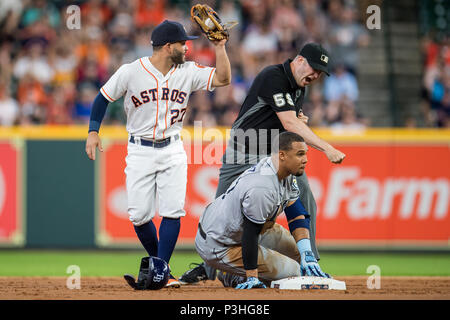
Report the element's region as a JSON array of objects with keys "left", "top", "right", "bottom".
[{"left": 88, "top": 92, "right": 110, "bottom": 133}]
